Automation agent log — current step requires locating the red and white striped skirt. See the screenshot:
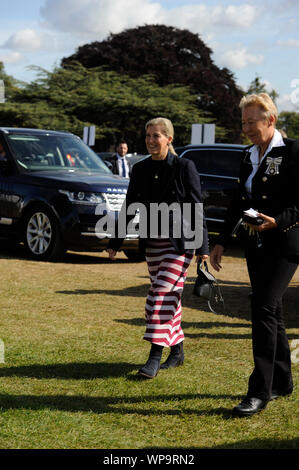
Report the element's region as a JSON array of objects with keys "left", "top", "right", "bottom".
[{"left": 144, "top": 239, "right": 193, "bottom": 347}]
